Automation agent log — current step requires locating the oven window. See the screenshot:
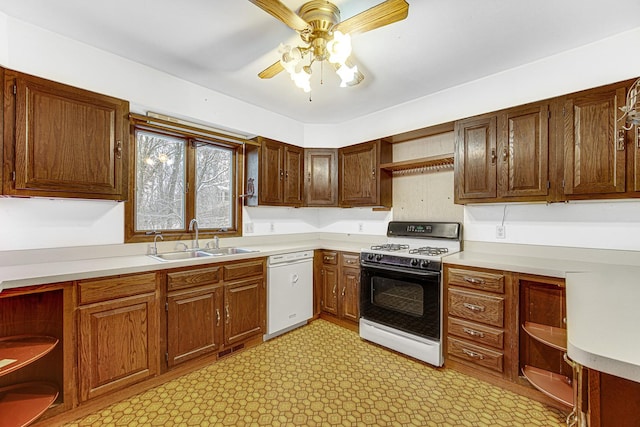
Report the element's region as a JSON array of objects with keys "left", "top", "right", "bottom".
[{"left": 372, "top": 277, "right": 423, "bottom": 317}]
